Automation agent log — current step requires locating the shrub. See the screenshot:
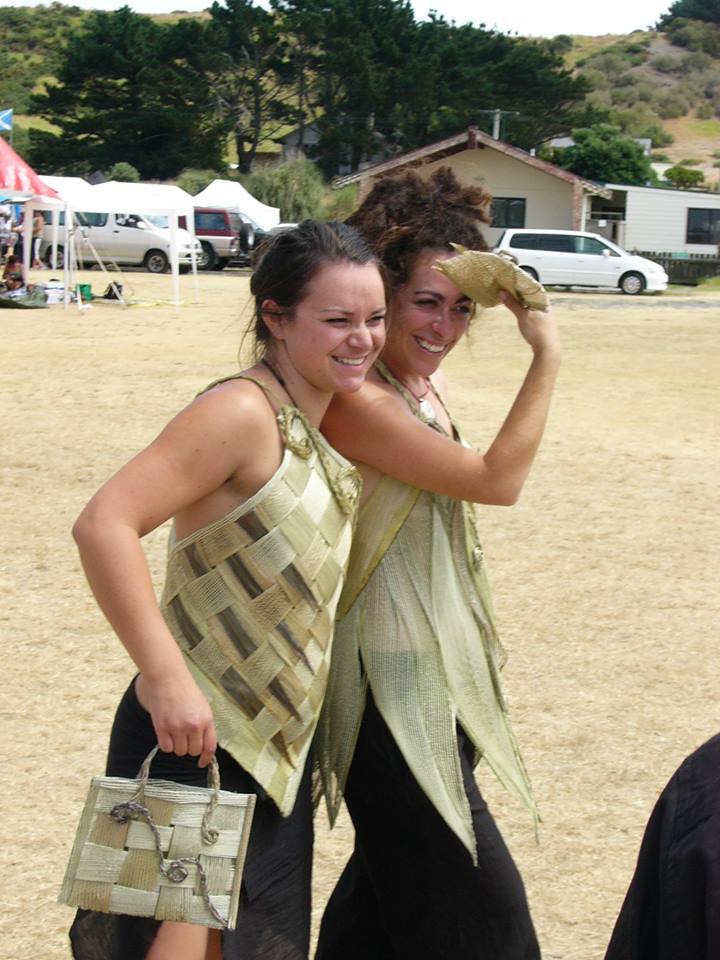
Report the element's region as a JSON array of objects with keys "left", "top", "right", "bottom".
[
  {"left": 651, "top": 54, "right": 680, "bottom": 73},
  {"left": 664, "top": 164, "right": 706, "bottom": 188},
  {"left": 611, "top": 88, "right": 632, "bottom": 106},
  {"left": 614, "top": 72, "right": 636, "bottom": 89},
  {"left": 654, "top": 91, "right": 690, "bottom": 118},
  {"left": 614, "top": 112, "right": 675, "bottom": 147},
  {"left": 635, "top": 82, "right": 656, "bottom": 103},
  {"left": 106, "top": 162, "right": 140, "bottom": 182},
  {"left": 697, "top": 102, "right": 715, "bottom": 119},
  {"left": 667, "top": 18, "right": 720, "bottom": 57},
  {"left": 578, "top": 67, "right": 610, "bottom": 90},
  {"left": 545, "top": 34, "right": 573, "bottom": 55},
  {"left": 176, "top": 168, "right": 223, "bottom": 196},
  {"left": 323, "top": 184, "right": 359, "bottom": 221},
  {"left": 587, "top": 51, "right": 627, "bottom": 76},
  {"left": 679, "top": 51, "right": 713, "bottom": 73},
  {"left": 242, "top": 157, "right": 325, "bottom": 221}
]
